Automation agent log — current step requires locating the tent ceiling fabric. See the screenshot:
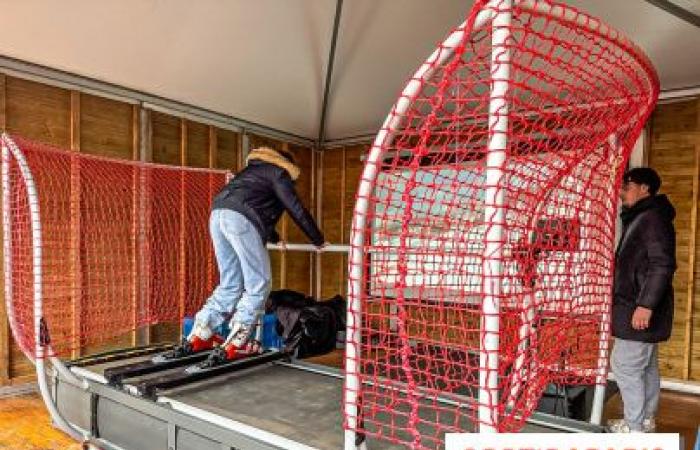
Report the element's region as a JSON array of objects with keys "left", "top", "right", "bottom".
[{"left": 0, "top": 0, "right": 698, "bottom": 141}]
